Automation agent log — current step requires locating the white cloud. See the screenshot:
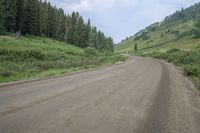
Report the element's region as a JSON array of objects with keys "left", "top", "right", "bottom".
[
  {"left": 66, "top": 0, "right": 90, "bottom": 11},
  {"left": 48, "top": 0, "right": 117, "bottom": 12},
  {"left": 47, "top": 0, "right": 200, "bottom": 42}
]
